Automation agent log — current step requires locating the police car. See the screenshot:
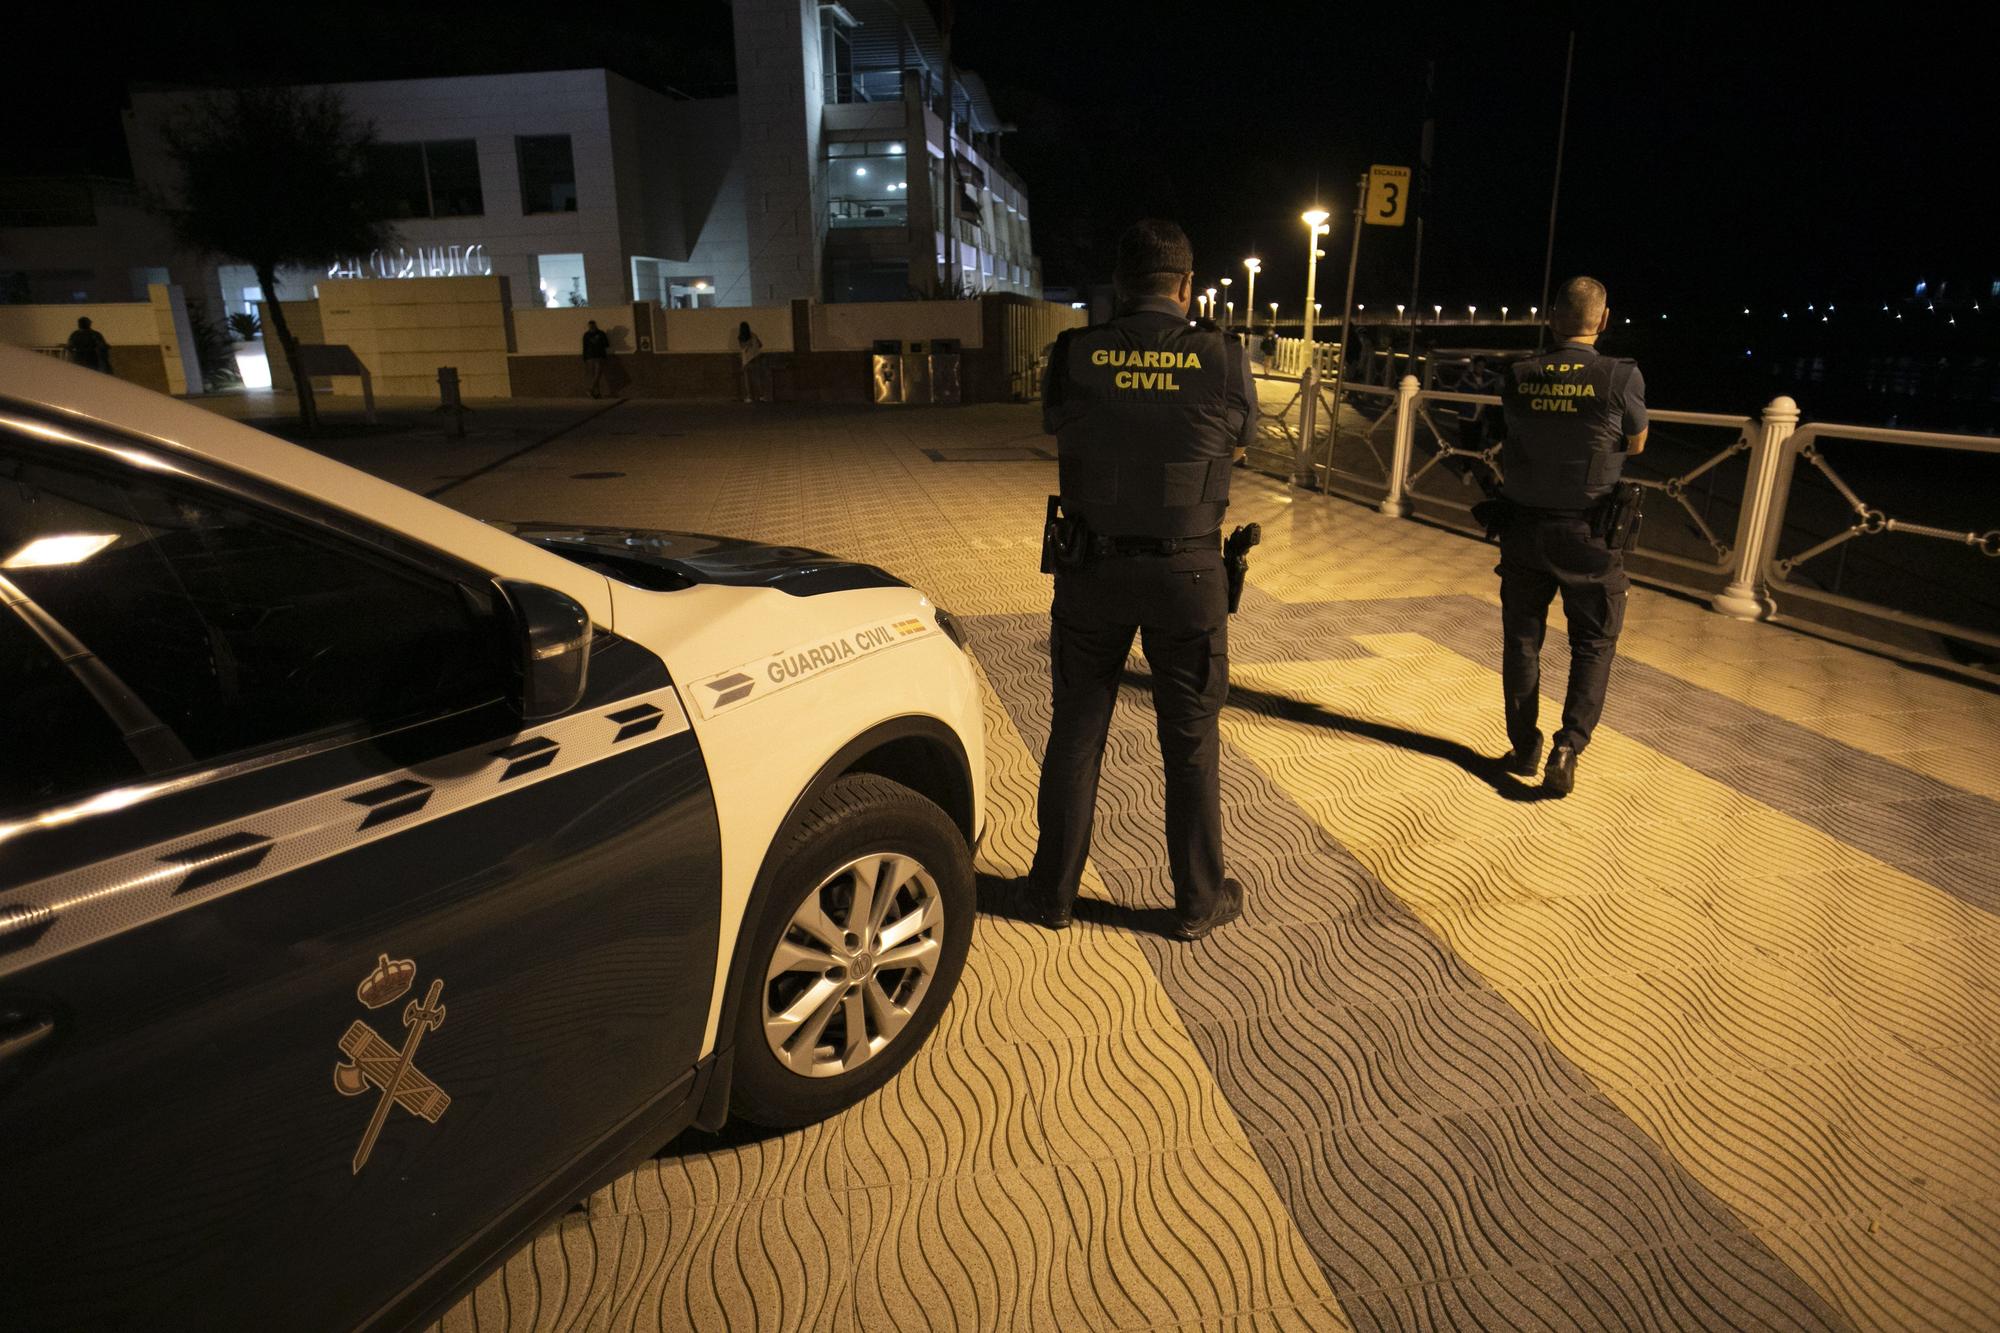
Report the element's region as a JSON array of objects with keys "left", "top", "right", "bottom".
[{"left": 0, "top": 345, "right": 984, "bottom": 1329}]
